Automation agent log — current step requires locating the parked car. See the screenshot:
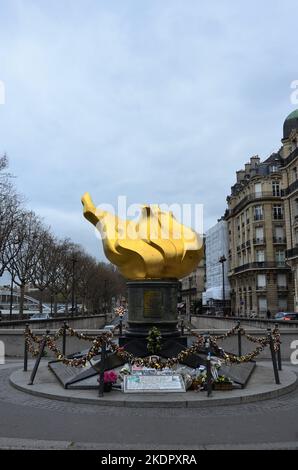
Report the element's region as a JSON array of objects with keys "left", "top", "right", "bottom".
[
  {"left": 275, "top": 312, "right": 298, "bottom": 321},
  {"left": 30, "top": 312, "right": 52, "bottom": 321}
]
